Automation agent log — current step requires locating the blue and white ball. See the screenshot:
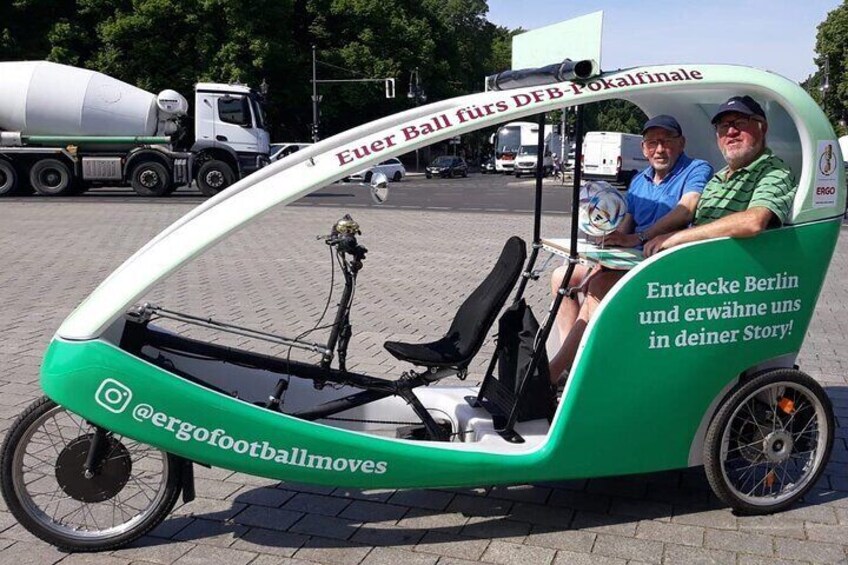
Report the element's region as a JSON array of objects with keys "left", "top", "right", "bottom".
[{"left": 578, "top": 181, "right": 627, "bottom": 237}]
